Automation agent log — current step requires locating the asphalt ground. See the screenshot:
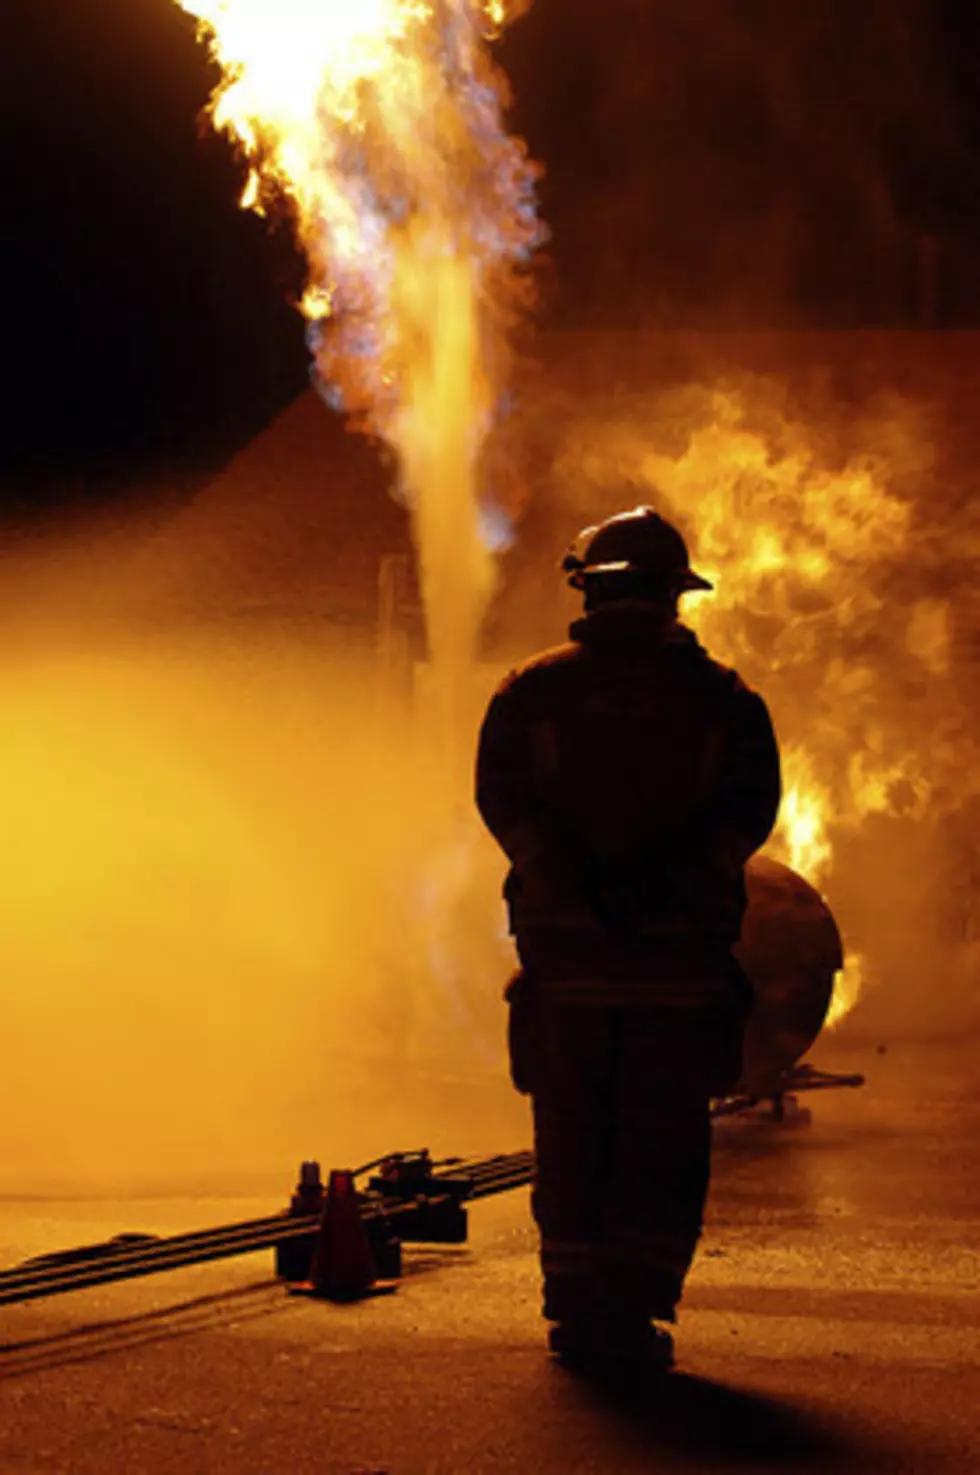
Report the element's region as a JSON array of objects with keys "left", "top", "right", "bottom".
[{"left": 0, "top": 1041, "right": 978, "bottom": 1474}]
